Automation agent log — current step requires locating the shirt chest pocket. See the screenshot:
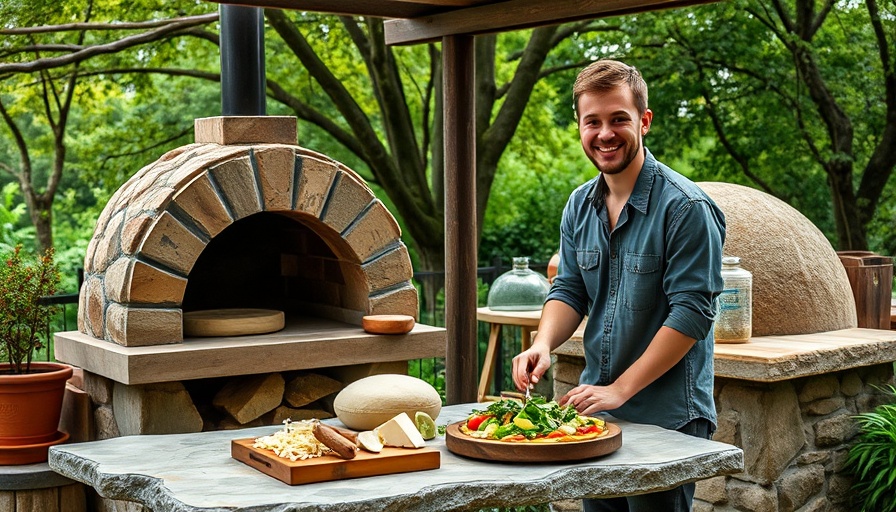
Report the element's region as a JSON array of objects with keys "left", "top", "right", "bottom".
[
  {"left": 622, "top": 253, "right": 661, "bottom": 311},
  {"left": 576, "top": 249, "right": 600, "bottom": 271}
]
